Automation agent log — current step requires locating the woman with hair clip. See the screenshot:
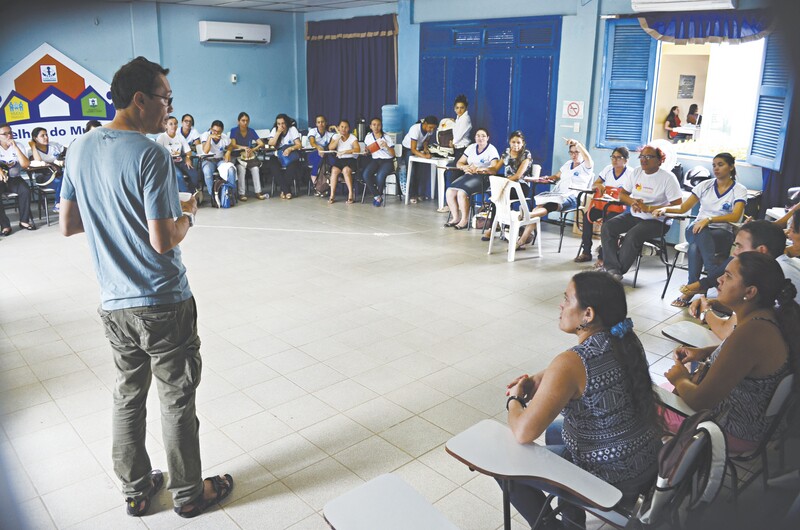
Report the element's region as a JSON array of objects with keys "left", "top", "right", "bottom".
[
  {"left": 230, "top": 111, "right": 267, "bottom": 201},
  {"left": 654, "top": 152, "right": 747, "bottom": 306},
  {"left": 666, "top": 252, "right": 800, "bottom": 454},
  {"left": 481, "top": 130, "right": 532, "bottom": 241},
  {"left": 503, "top": 271, "right": 662, "bottom": 529},
  {"left": 264, "top": 113, "right": 303, "bottom": 200},
  {"left": 27, "top": 126, "right": 66, "bottom": 213}
]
